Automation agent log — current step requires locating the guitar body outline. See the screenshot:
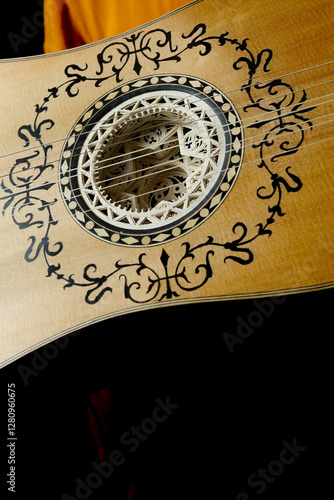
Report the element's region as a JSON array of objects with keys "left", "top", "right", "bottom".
[{"left": 0, "top": 0, "right": 333, "bottom": 367}]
